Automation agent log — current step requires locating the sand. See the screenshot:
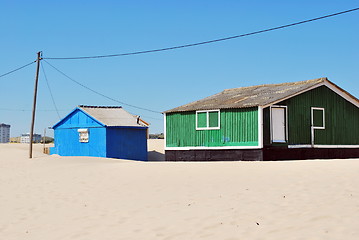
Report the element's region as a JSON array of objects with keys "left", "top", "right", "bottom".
[{"left": 1, "top": 141, "right": 359, "bottom": 240}]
